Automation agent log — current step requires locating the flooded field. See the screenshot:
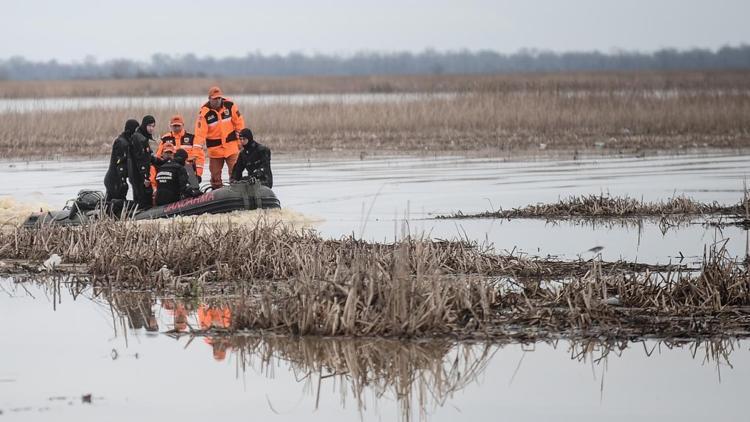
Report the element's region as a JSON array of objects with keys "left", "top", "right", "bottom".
[
  {"left": 2, "top": 151, "right": 750, "bottom": 420},
  {"left": 1, "top": 279, "right": 747, "bottom": 421},
  {"left": 2, "top": 151, "right": 749, "bottom": 264},
  {"left": 0, "top": 92, "right": 457, "bottom": 113}
]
